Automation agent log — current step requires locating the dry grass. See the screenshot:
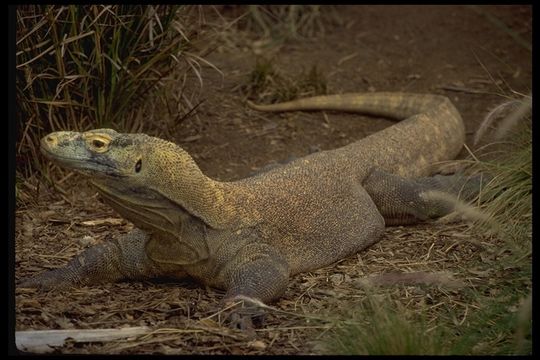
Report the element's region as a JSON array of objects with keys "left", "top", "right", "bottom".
[
  {"left": 218, "top": 5, "right": 337, "bottom": 40},
  {"left": 238, "top": 57, "right": 327, "bottom": 104},
  {"left": 473, "top": 93, "right": 531, "bottom": 146},
  {"left": 469, "top": 94, "right": 532, "bottom": 248},
  {"left": 243, "top": 5, "right": 330, "bottom": 39},
  {"left": 204, "top": 5, "right": 343, "bottom": 56}
]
